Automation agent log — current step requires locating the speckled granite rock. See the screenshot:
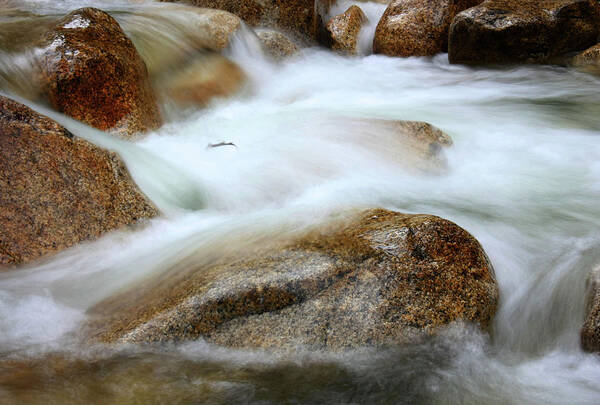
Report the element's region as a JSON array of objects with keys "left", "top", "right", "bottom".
[
  {"left": 257, "top": 29, "right": 300, "bottom": 60},
  {"left": 572, "top": 44, "right": 600, "bottom": 74},
  {"left": 0, "top": 96, "right": 158, "bottom": 267},
  {"left": 373, "top": 0, "right": 482, "bottom": 57},
  {"left": 163, "top": 54, "right": 246, "bottom": 107},
  {"left": 582, "top": 266, "right": 600, "bottom": 352},
  {"left": 326, "top": 5, "right": 366, "bottom": 55},
  {"left": 448, "top": 0, "right": 600, "bottom": 65},
  {"left": 89, "top": 209, "right": 498, "bottom": 350},
  {"left": 36, "top": 8, "right": 162, "bottom": 139},
  {"left": 164, "top": 0, "right": 326, "bottom": 41}
]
